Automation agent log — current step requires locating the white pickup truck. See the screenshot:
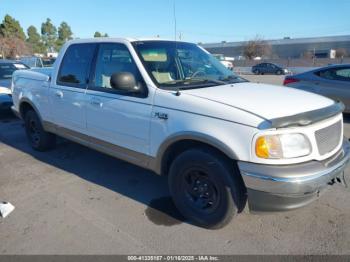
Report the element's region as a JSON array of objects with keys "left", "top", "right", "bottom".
[{"left": 11, "top": 38, "right": 350, "bottom": 229}]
